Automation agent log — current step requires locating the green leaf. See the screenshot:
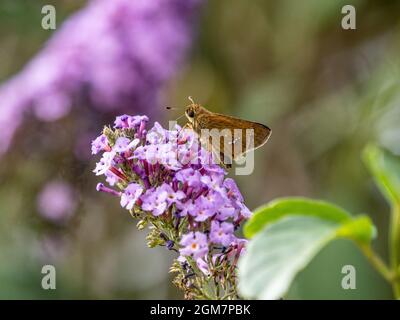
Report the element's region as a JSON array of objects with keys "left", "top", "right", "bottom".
[
  {"left": 363, "top": 144, "right": 400, "bottom": 205},
  {"left": 336, "top": 215, "right": 376, "bottom": 244},
  {"left": 238, "top": 215, "right": 376, "bottom": 300},
  {"left": 244, "top": 197, "right": 351, "bottom": 238}
]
